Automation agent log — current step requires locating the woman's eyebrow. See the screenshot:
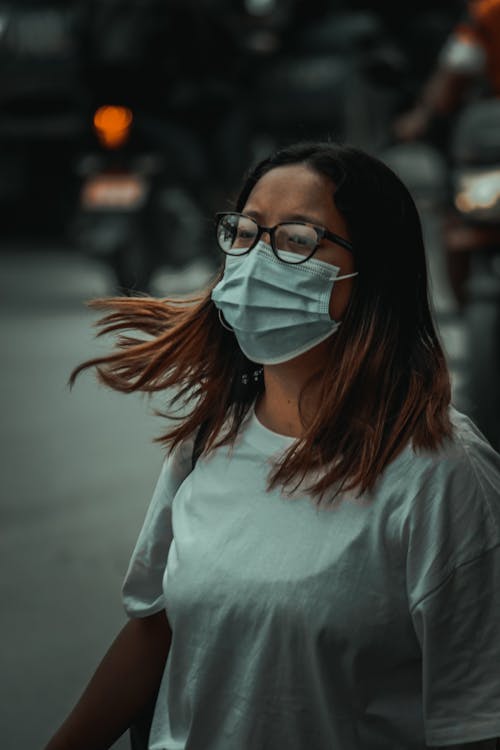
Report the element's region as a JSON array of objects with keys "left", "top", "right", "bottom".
[
  {"left": 285, "top": 212, "right": 326, "bottom": 225},
  {"left": 243, "top": 209, "right": 326, "bottom": 226}
]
